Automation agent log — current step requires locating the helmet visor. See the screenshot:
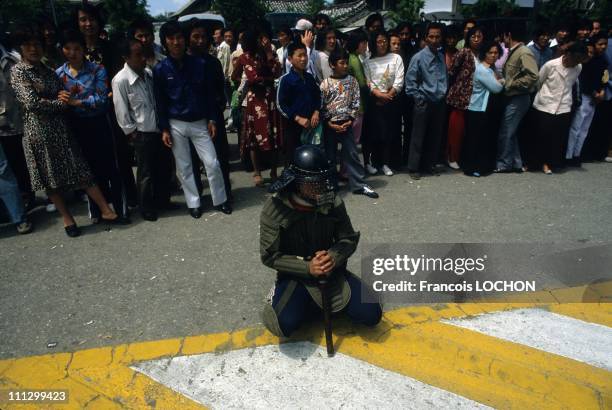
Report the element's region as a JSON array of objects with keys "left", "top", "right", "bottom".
[{"left": 295, "top": 177, "right": 335, "bottom": 206}]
